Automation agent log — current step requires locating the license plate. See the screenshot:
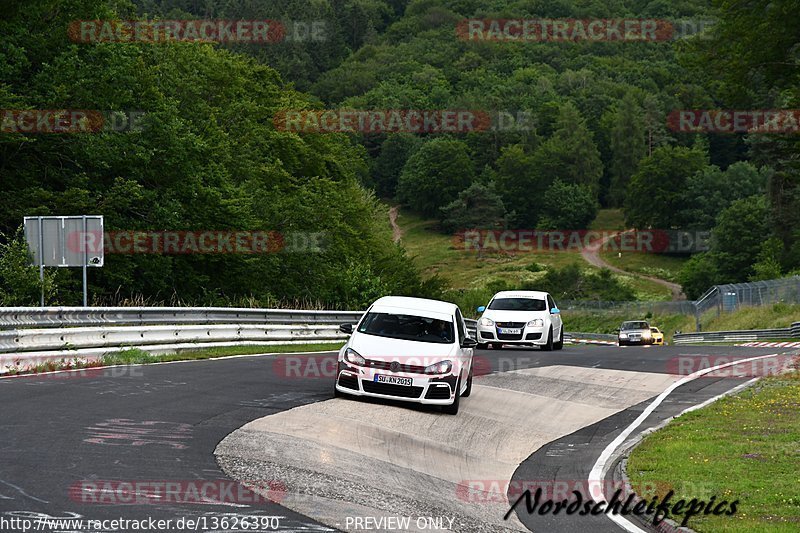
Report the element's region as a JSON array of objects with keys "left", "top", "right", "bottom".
[
  {"left": 375, "top": 374, "right": 412, "bottom": 386},
  {"left": 499, "top": 328, "right": 521, "bottom": 335}
]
